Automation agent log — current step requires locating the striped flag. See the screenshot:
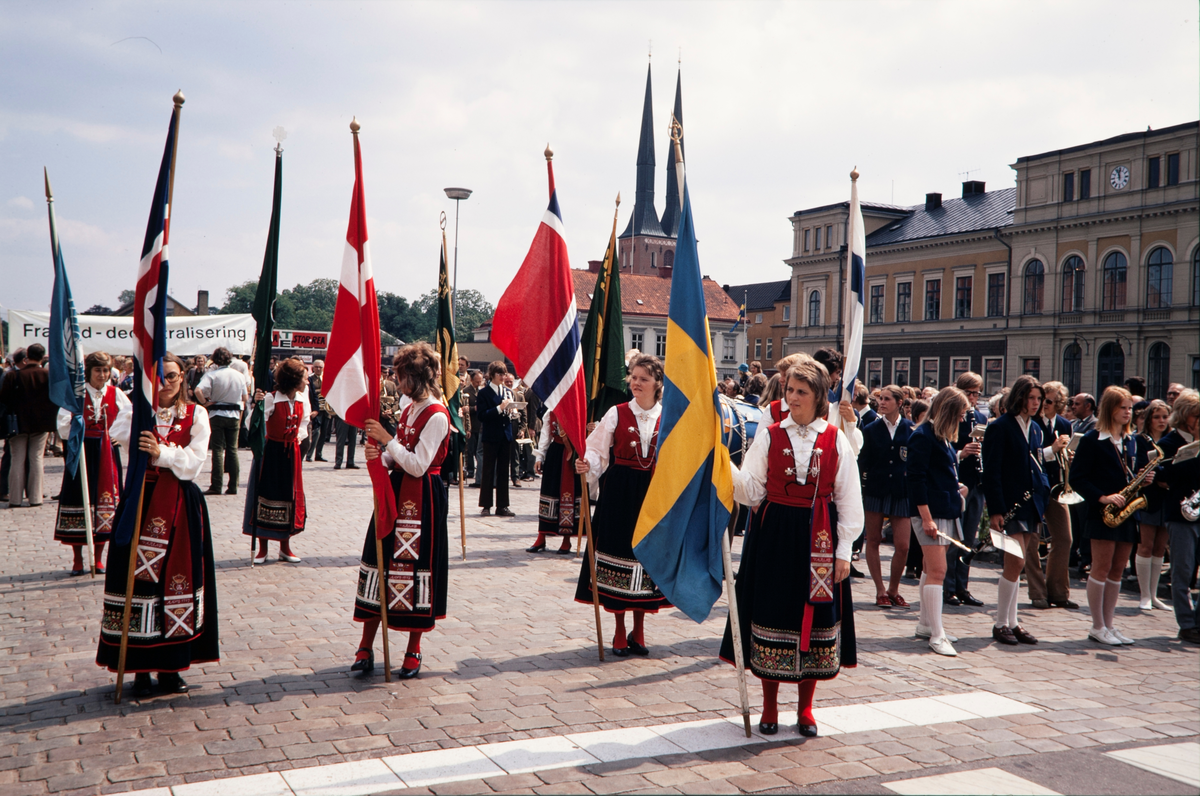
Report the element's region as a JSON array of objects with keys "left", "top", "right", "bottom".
[
  {"left": 839, "top": 170, "right": 866, "bottom": 405},
  {"left": 113, "top": 107, "right": 177, "bottom": 546},
  {"left": 491, "top": 151, "right": 586, "bottom": 455}
]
